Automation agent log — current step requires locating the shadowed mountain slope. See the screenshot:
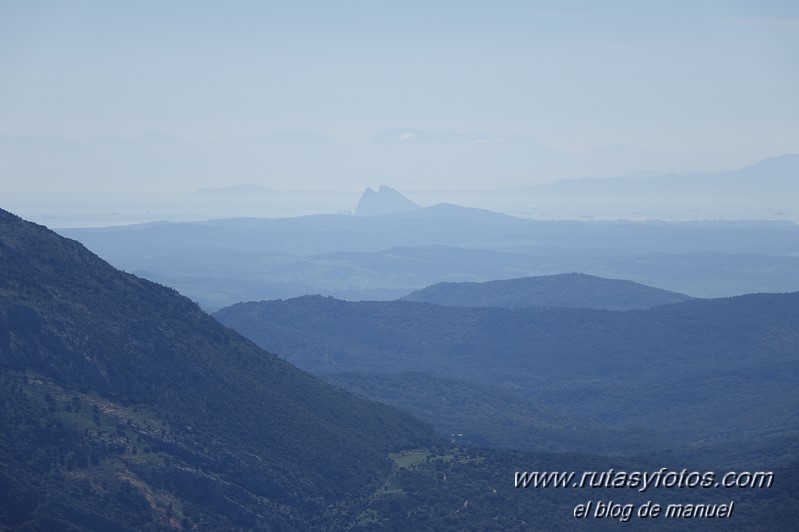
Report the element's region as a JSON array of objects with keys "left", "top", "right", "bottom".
[{"left": 0, "top": 208, "right": 434, "bottom": 530}]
